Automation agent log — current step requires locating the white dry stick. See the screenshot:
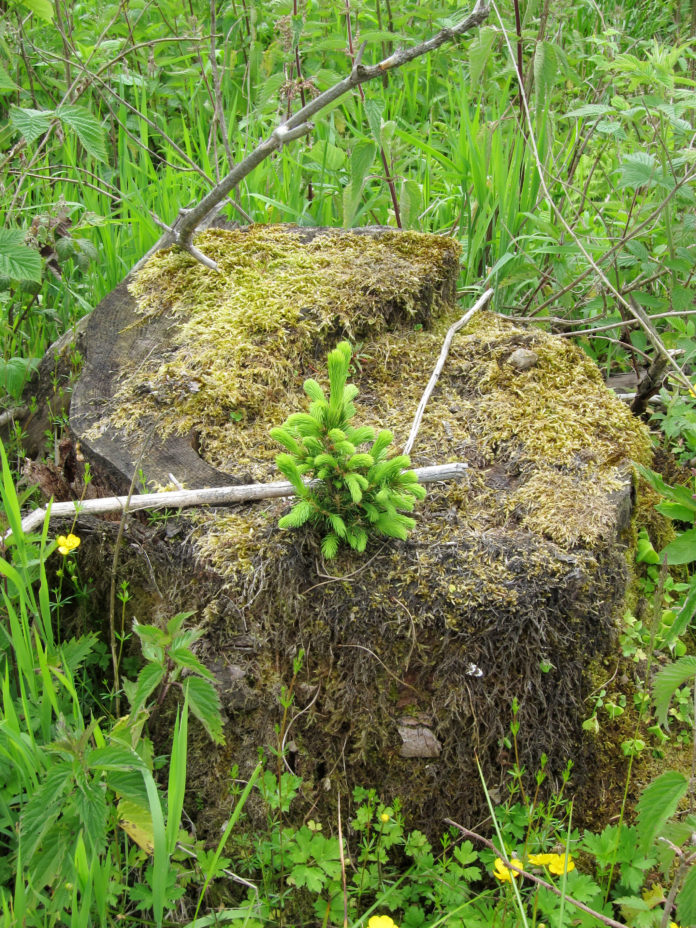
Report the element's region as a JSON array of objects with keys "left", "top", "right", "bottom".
[
  {"left": 403, "top": 288, "right": 494, "bottom": 456},
  {"left": 11, "top": 462, "right": 469, "bottom": 540}
]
